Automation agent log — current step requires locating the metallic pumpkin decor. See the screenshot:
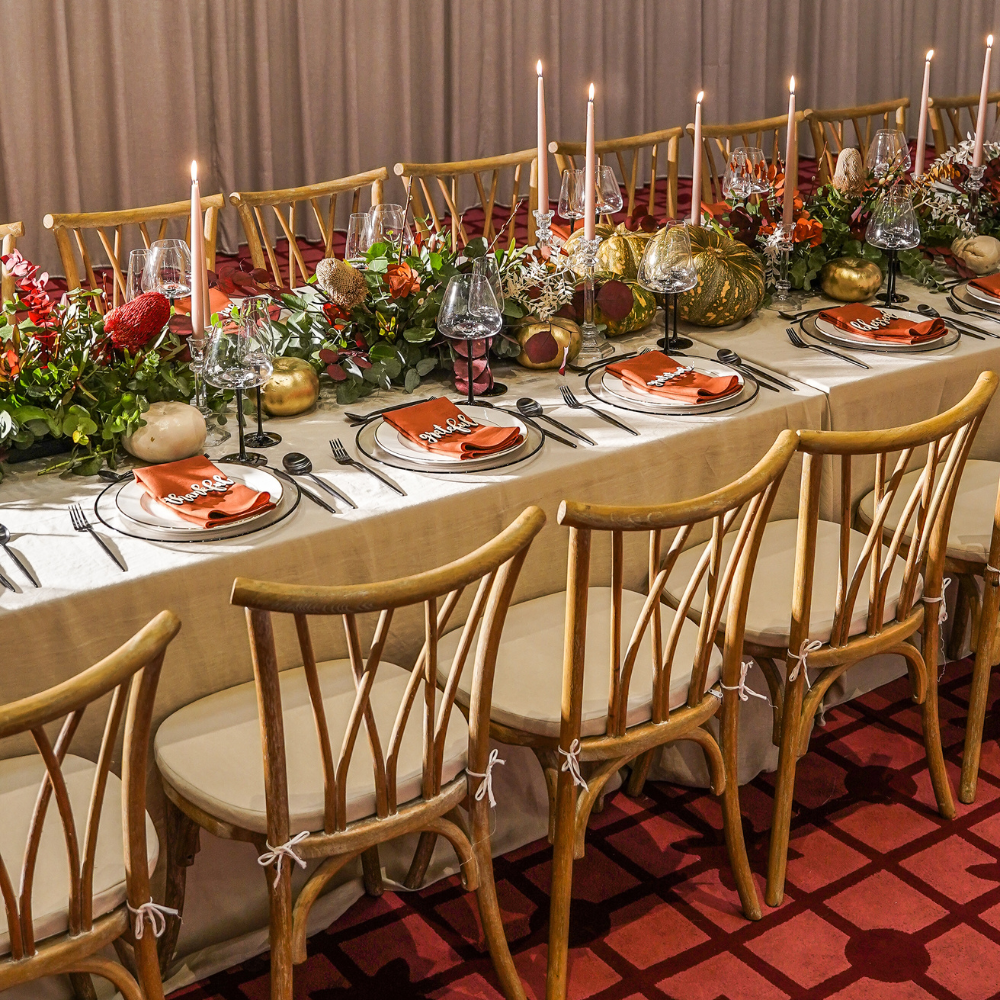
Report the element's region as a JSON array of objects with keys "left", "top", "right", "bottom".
[
  {"left": 260, "top": 357, "right": 320, "bottom": 416},
  {"left": 819, "top": 256, "right": 884, "bottom": 302}
]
